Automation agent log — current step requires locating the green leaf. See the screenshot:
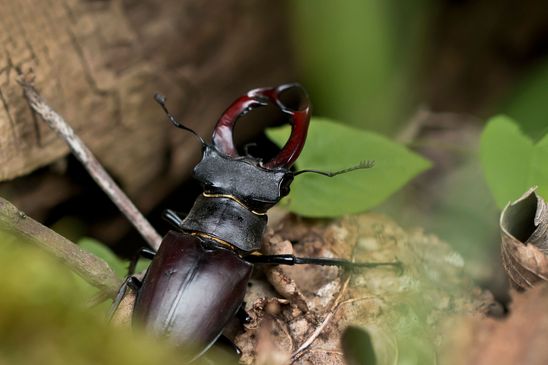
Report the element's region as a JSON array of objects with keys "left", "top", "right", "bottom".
[
  {"left": 480, "top": 115, "right": 548, "bottom": 208},
  {"left": 266, "top": 118, "right": 431, "bottom": 217},
  {"left": 78, "top": 238, "right": 128, "bottom": 278},
  {"left": 78, "top": 238, "right": 151, "bottom": 278}
]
